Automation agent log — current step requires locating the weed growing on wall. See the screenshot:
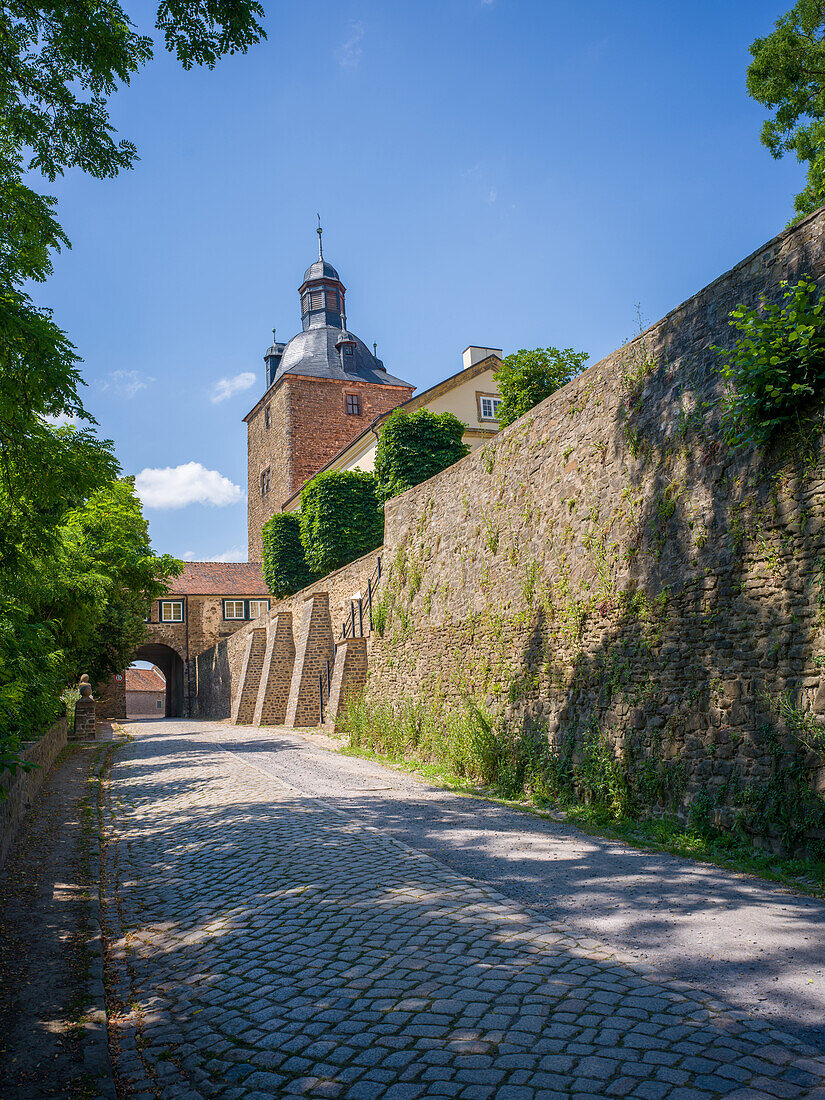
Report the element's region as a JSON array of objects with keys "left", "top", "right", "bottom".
[{"left": 715, "top": 277, "right": 825, "bottom": 448}]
